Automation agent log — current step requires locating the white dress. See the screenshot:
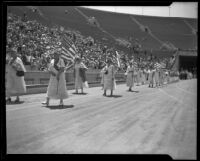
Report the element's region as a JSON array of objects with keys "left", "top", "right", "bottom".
[
  {"left": 47, "top": 58, "right": 68, "bottom": 99},
  {"left": 137, "top": 69, "right": 142, "bottom": 84},
  {"left": 74, "top": 62, "right": 88, "bottom": 89},
  {"left": 146, "top": 69, "right": 150, "bottom": 82},
  {"left": 141, "top": 70, "right": 146, "bottom": 84},
  {"left": 101, "top": 65, "right": 116, "bottom": 90},
  {"left": 154, "top": 69, "right": 159, "bottom": 84},
  {"left": 149, "top": 69, "right": 155, "bottom": 84},
  {"left": 6, "top": 57, "right": 26, "bottom": 97},
  {"left": 100, "top": 72, "right": 104, "bottom": 85},
  {"left": 125, "top": 66, "right": 134, "bottom": 87}
]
